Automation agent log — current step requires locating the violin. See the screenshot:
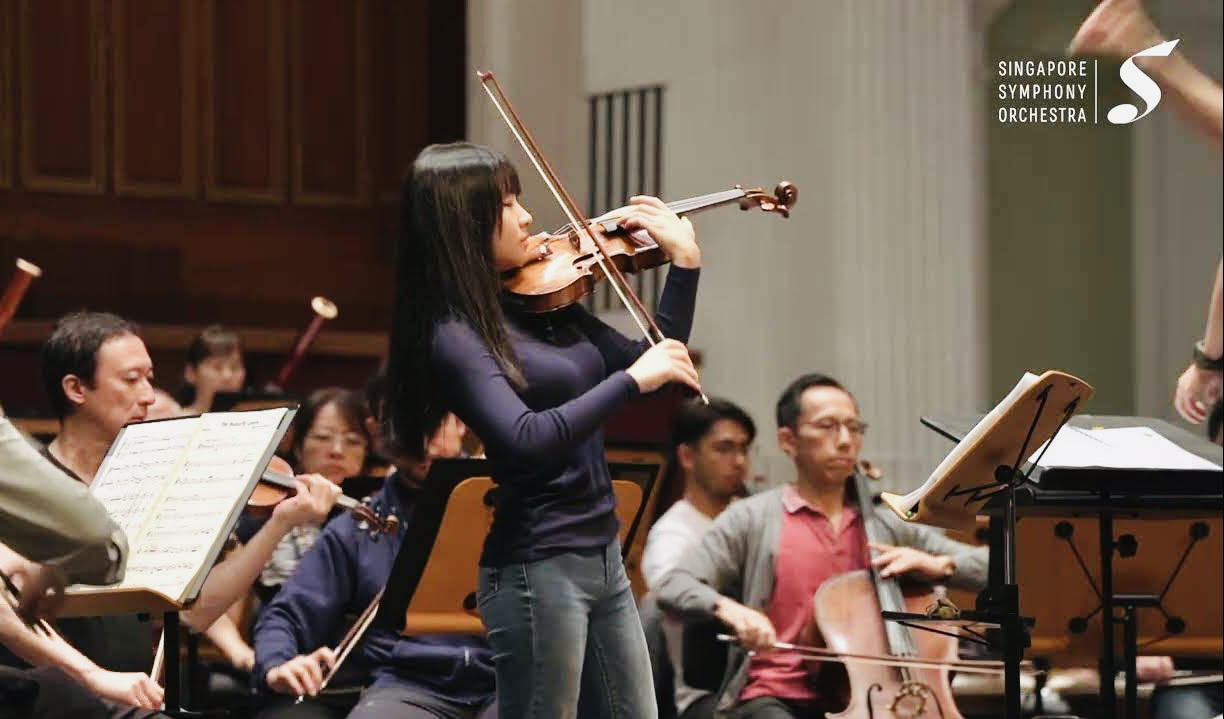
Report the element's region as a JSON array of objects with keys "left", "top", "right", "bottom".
[
  {"left": 503, "top": 184, "right": 797, "bottom": 313},
  {"left": 248, "top": 456, "right": 398, "bottom": 536}
]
